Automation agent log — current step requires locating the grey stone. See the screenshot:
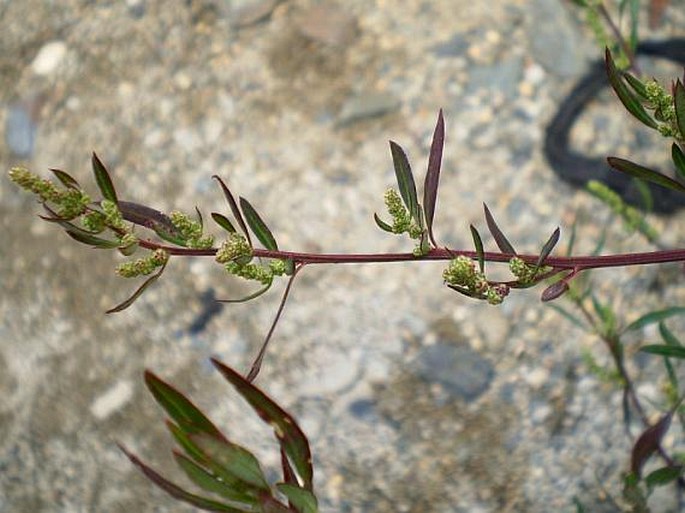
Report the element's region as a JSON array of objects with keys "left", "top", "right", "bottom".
[
  {"left": 231, "top": 0, "right": 279, "bottom": 27},
  {"left": 413, "top": 343, "right": 495, "bottom": 402},
  {"left": 432, "top": 33, "right": 469, "bottom": 58},
  {"left": 466, "top": 56, "right": 523, "bottom": 100}
]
